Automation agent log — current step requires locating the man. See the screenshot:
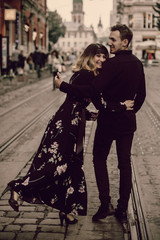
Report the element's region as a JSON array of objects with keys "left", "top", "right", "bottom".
[
  {"left": 55, "top": 24, "right": 146, "bottom": 223},
  {"left": 12, "top": 47, "right": 19, "bottom": 75},
  {"left": 32, "top": 47, "right": 42, "bottom": 79}
]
